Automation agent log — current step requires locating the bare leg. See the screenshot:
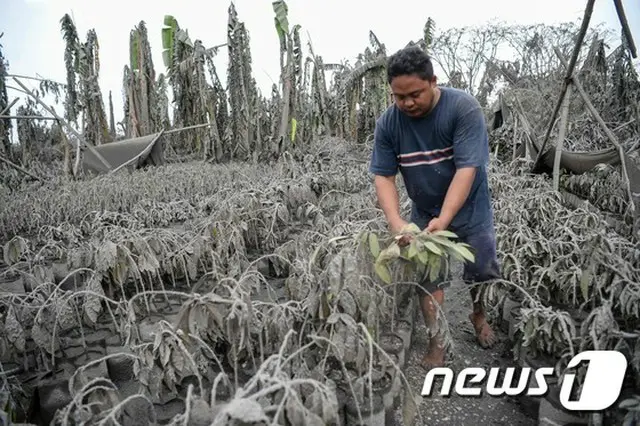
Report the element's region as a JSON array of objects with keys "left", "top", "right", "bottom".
[
  {"left": 468, "top": 285, "right": 496, "bottom": 348},
  {"left": 419, "top": 288, "right": 446, "bottom": 369}
]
